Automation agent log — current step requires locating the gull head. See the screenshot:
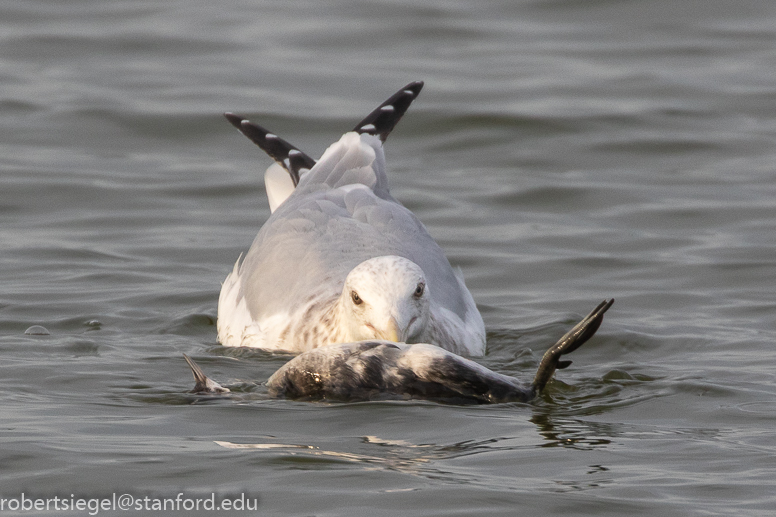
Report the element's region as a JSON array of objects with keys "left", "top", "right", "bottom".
[{"left": 340, "top": 256, "right": 430, "bottom": 343}]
